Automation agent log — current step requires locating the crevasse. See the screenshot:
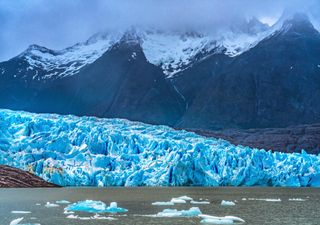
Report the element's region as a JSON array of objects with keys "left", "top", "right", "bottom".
[{"left": 0, "top": 109, "right": 319, "bottom": 187}]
